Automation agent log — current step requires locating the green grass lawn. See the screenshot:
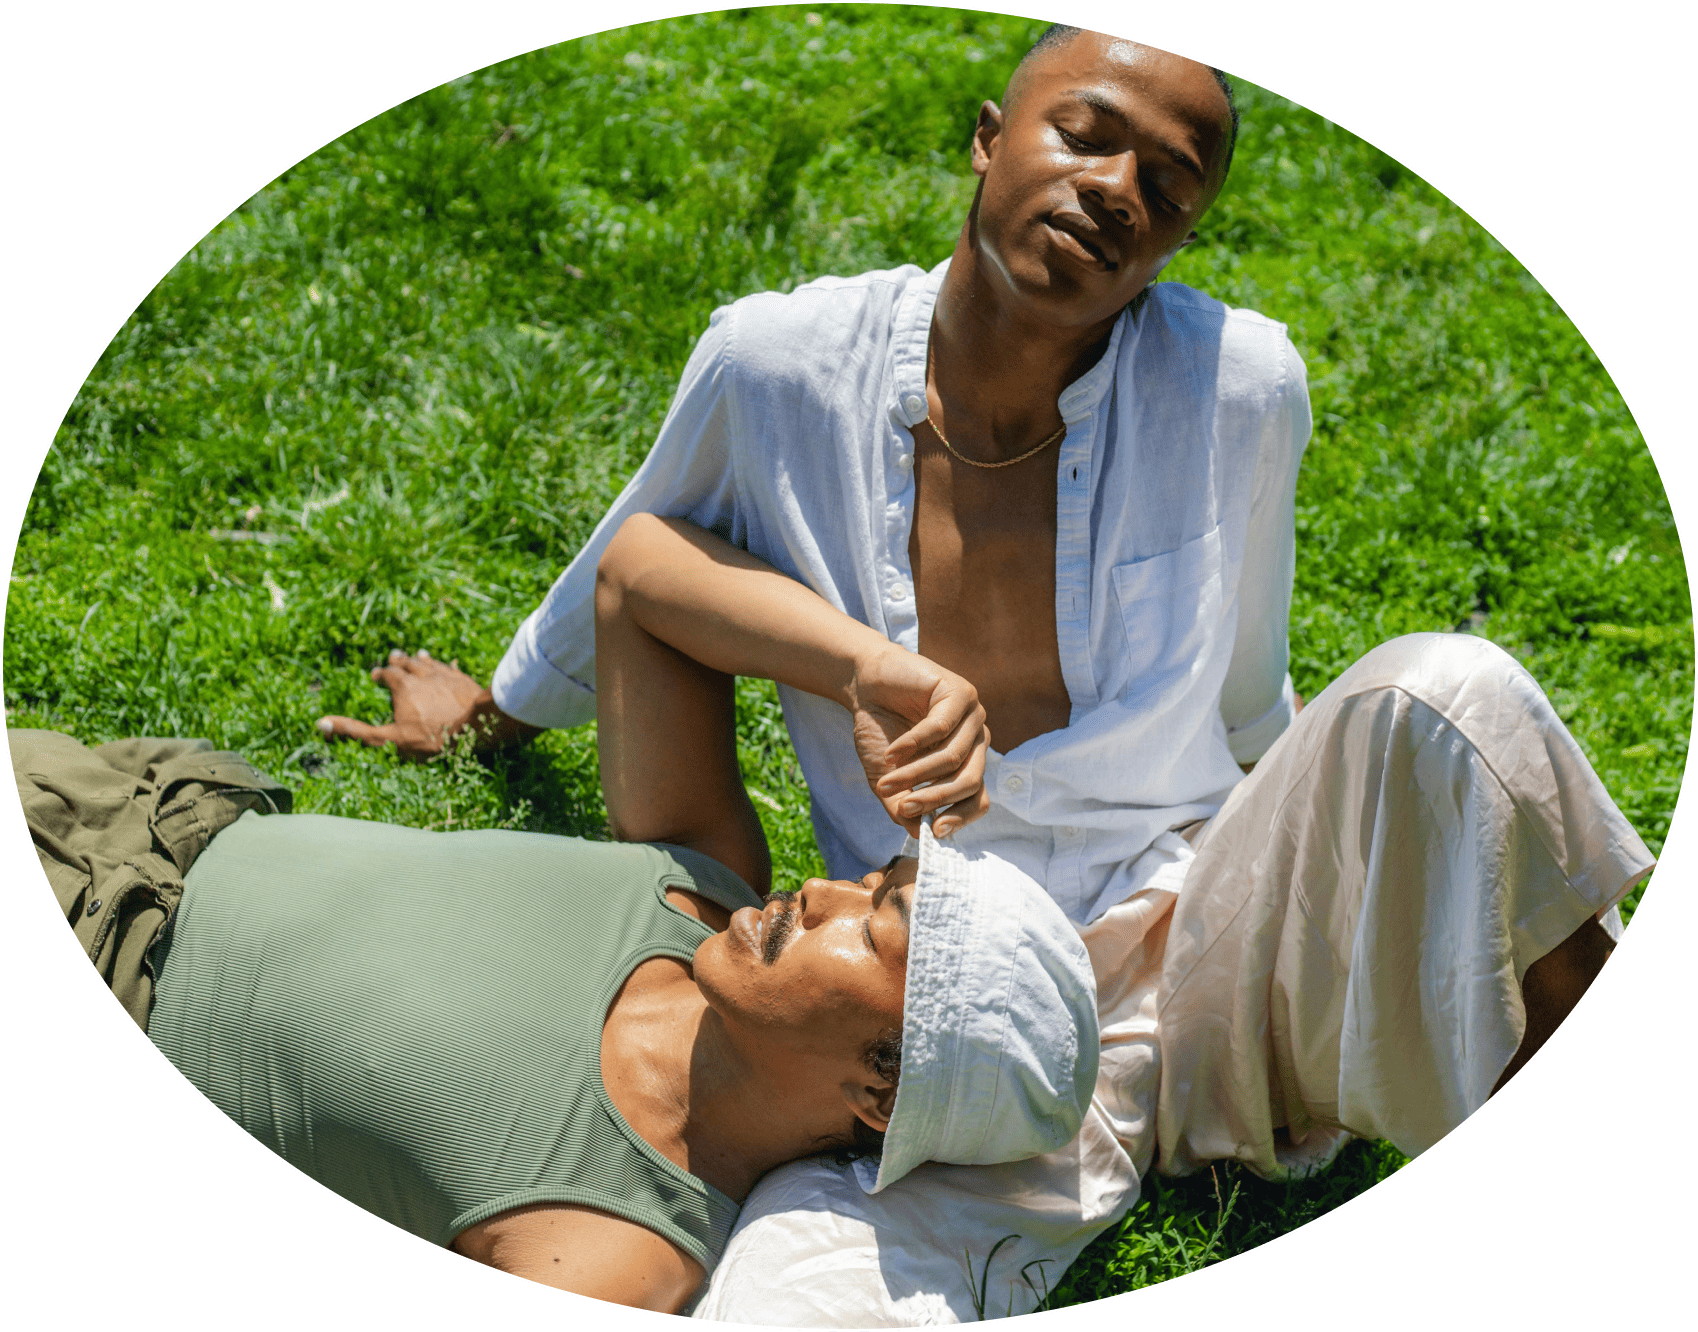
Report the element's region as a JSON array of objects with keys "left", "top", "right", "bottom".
[{"left": 7, "top": 4, "right": 1688, "bottom": 1313}]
